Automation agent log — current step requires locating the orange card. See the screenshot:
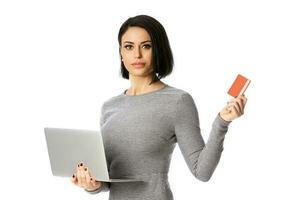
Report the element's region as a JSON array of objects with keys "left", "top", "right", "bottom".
[{"left": 227, "top": 74, "right": 251, "bottom": 97}]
